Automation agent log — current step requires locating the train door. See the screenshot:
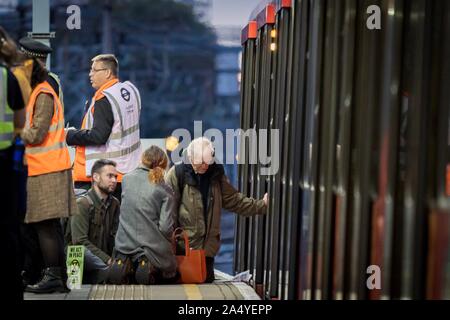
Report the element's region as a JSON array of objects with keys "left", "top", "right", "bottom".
[
  {"left": 298, "top": 0, "right": 325, "bottom": 300},
  {"left": 346, "top": 0, "right": 381, "bottom": 300},
  {"left": 235, "top": 21, "right": 257, "bottom": 274},
  {"left": 369, "top": 0, "right": 404, "bottom": 300},
  {"left": 424, "top": 0, "right": 450, "bottom": 300},
  {"left": 331, "top": 0, "right": 357, "bottom": 300}
]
